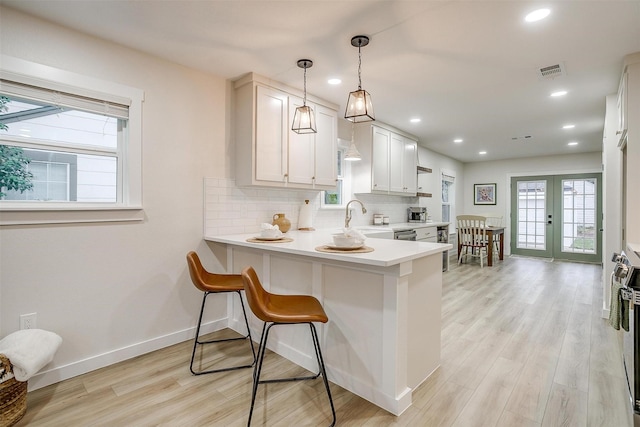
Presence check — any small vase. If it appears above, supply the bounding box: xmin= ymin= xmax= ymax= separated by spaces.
xmin=272 ymin=213 xmax=291 ymax=233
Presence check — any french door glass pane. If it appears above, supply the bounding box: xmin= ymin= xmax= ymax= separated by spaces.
xmin=517 ymin=180 xmax=546 ymax=250
xmin=561 ymin=178 xmax=596 ymax=254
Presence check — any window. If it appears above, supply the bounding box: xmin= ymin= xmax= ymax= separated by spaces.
xmin=0 ymin=55 xmax=143 ymax=224
xmin=441 ymin=171 xmax=455 ymax=222
xmin=321 ymin=139 xmax=349 ymax=208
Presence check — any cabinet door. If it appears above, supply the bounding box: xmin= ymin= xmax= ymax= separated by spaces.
xmin=314 ymin=104 xmax=338 ymax=187
xmin=255 ymin=86 xmax=288 ymax=183
xmin=390 ymin=134 xmax=417 ymax=194
xmin=389 ymin=133 xmax=405 ymax=193
xmin=416 ymin=226 xmax=437 ymax=241
xmin=287 ymin=96 xmax=315 ymax=185
xmin=402 ymin=138 xmax=417 ymax=194
xmin=371 ymin=126 xmax=390 ymax=192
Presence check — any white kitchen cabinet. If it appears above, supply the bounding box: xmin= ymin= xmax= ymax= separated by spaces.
xmin=234 ymin=73 xmax=338 ymax=190
xmin=352 ymin=123 xmax=418 ymax=196
xmin=392 ymin=133 xmax=417 ymax=194
xmin=312 ymin=103 xmax=338 ymax=187
xmin=416 ymin=226 xmax=437 ymax=242
xmin=372 ymin=126 xmax=391 ymax=192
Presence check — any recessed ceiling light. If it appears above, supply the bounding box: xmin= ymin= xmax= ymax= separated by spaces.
xmin=563 ymin=124 xmax=575 ymax=129
xmin=479 ymin=151 xmax=487 ymax=155
xmin=453 ymin=139 xmax=463 ymax=143
xmin=525 ymin=8 xmax=550 ymax=22
xmin=568 ymin=141 xmax=579 ymax=146
xmin=410 ymin=118 xmax=421 ymax=123
xmin=327 ymin=78 xmax=341 ymax=85
xmin=551 ymin=90 xmax=568 ymax=97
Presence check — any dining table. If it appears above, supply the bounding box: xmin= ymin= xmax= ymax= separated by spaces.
xmin=486 ymin=226 xmax=505 ymax=266
xmin=457 ymin=226 xmax=505 ymax=266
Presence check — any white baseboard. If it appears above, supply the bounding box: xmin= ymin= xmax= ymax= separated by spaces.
xmin=27 ymin=318 xmax=227 ymax=391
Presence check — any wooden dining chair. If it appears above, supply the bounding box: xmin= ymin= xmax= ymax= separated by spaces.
xmin=456 ymin=215 xmax=489 ymax=267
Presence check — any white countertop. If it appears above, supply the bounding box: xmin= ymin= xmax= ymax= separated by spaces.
xmin=205 ymin=229 xmax=452 ymax=267
xmin=388 ymin=221 xmax=449 ymax=231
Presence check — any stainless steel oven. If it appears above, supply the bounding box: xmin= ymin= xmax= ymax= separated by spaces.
xmin=612 ymin=249 xmax=640 ymax=426
xmin=394 ymin=229 xmax=417 ymax=241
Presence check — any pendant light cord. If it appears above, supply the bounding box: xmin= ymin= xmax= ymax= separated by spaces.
xmin=357 ymin=42 xmax=363 ymax=90
xmin=303 ymin=65 xmax=308 ymax=106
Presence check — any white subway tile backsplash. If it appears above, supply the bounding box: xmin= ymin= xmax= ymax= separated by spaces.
xmin=203 ymin=178 xmax=419 ymax=236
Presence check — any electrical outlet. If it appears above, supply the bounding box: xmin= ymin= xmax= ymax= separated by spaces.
xmin=20 ymin=313 xmax=37 ymax=330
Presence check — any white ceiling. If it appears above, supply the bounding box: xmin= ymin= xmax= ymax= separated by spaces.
xmin=3 ymin=0 xmax=640 ymax=163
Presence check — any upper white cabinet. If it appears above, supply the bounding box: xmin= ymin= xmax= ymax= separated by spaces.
xmin=234 ymin=73 xmax=338 ymax=189
xmin=351 ymin=123 xmax=418 ymax=196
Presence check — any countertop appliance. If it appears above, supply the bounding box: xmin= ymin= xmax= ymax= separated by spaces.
xmin=612 ymin=248 xmax=640 ymax=427
xmin=408 ymin=207 xmax=427 ymax=223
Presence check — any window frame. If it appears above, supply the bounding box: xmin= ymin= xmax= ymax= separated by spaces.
xmin=0 ymin=55 xmax=144 ymax=225
xmin=441 ymin=169 xmax=456 ymax=223
xmin=321 ymin=138 xmax=350 ymax=210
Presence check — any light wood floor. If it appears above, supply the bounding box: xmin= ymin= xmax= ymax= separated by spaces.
xmin=16 ymin=257 xmax=632 ymax=426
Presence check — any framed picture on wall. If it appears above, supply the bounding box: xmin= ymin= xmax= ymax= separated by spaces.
xmin=474 ymin=183 xmax=496 ymax=205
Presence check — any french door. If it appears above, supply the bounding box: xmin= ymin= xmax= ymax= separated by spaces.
xmin=510 ymin=173 xmax=602 ymax=263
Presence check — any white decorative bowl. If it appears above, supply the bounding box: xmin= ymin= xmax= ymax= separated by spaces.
xmin=332 ymin=234 xmax=362 ymax=247
xmin=260 ymin=229 xmax=281 ymax=238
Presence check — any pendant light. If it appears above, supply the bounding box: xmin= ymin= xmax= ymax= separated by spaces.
xmin=345 ymin=35 xmax=375 ymax=122
xmin=344 ymin=122 xmax=361 ymax=161
xmin=291 ymin=59 xmax=317 ymax=134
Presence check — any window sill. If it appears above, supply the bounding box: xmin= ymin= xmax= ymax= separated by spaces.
xmin=320 ymin=204 xmax=346 ymax=210
xmin=0 ymin=204 xmax=144 ymax=226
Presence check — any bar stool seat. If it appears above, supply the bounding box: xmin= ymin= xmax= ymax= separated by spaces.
xmin=241 ymin=266 xmax=336 ymax=427
xmin=186 ymin=251 xmax=256 ymax=375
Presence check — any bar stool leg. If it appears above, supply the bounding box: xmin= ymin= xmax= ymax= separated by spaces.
xmin=310 ymin=323 xmax=336 ymax=427
xmin=247 ymin=322 xmax=335 ymax=427
xmin=190 ymin=290 xmax=256 ymax=375
xmin=248 ymin=323 xmax=271 ymax=426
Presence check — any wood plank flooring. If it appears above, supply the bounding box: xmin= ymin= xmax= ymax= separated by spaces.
xmin=15 ymin=257 xmax=632 ymax=426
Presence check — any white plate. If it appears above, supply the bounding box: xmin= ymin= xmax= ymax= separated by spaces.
xmin=325 ymin=243 xmax=364 ymax=250
xmin=255 ymin=236 xmax=284 ymax=241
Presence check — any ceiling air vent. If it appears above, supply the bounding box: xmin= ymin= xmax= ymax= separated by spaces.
xmin=537 ymin=62 xmax=566 ymax=80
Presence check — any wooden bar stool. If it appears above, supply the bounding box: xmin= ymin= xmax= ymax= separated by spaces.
xmin=186 ymin=251 xmax=256 ymax=375
xmin=241 ymin=266 xmax=336 ymax=427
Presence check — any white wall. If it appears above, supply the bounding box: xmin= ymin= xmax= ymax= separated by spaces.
xmin=416 ymin=147 xmax=464 ymax=223
xmin=626 ymin=56 xmax=640 ymax=245
xmin=463 ymin=152 xmax=602 ymax=255
xmin=0 ymin=7 xmax=232 ymax=389
xmin=603 ymin=94 xmax=623 ymax=317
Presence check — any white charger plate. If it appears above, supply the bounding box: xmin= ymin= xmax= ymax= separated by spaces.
xmin=325 ymin=243 xmax=364 ymax=250
xmin=255 ymin=236 xmax=285 ymax=241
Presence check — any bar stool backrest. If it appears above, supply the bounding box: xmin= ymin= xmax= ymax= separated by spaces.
xmin=241 ymin=266 xmax=271 ymax=322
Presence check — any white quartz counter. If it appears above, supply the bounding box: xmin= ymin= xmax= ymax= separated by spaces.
xmin=204 ymin=229 xmax=451 ymax=267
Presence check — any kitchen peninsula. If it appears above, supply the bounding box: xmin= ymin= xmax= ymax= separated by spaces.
xmin=205 ymin=229 xmax=451 ymax=415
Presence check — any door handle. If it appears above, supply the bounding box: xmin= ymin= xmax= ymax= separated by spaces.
xmin=547 ymin=221 xmax=552 ymax=224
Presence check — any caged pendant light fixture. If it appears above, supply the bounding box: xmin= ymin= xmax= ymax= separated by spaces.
xmin=291 ymin=59 xmax=317 ymax=134
xmin=345 ymin=35 xmax=375 ymax=122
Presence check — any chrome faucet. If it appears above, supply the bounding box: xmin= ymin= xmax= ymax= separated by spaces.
xmin=344 ymin=199 xmax=367 ymax=228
